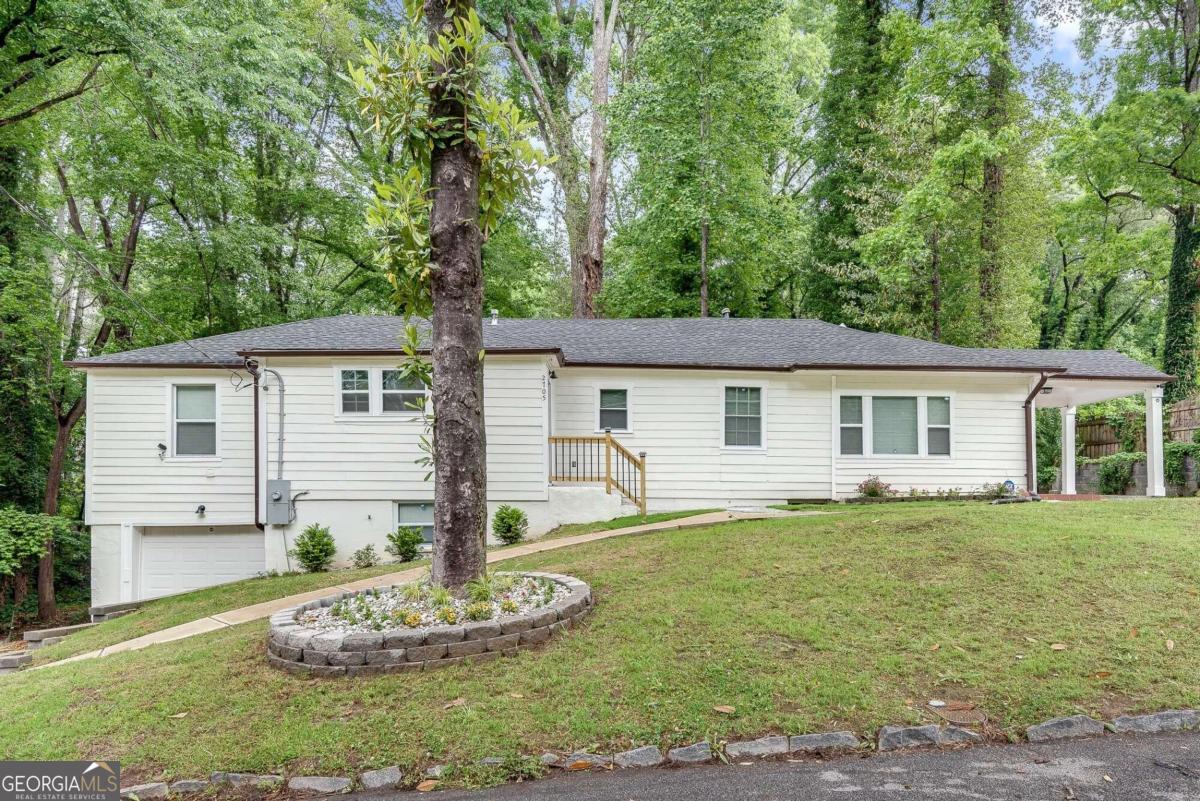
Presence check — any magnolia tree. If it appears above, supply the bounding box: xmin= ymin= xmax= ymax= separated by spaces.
xmin=352 ymin=0 xmax=543 ymax=590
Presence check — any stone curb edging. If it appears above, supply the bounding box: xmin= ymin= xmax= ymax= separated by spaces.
xmin=266 ymin=572 xmax=592 ymax=676
xmin=117 ymin=709 xmax=1200 ymax=797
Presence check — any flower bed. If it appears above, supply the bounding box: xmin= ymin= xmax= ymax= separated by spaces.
xmin=298 ymin=573 xmax=569 ymax=634
xmin=266 ymin=572 xmax=592 ymax=677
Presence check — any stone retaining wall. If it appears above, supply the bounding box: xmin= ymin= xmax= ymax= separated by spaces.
xmin=266 ymin=572 xmax=591 ymax=676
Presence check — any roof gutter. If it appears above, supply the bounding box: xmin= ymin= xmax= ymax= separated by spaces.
xmin=1023 ymin=372 xmax=1054 ymax=496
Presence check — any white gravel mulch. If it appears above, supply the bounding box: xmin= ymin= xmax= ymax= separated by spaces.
xmin=295 ymin=573 xmax=567 ymax=634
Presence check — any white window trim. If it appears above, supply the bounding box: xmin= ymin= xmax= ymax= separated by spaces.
xmin=594 ymin=384 xmax=633 ymax=433
xmin=166 ymin=380 xmax=221 ymax=461
xmin=835 ymin=390 xmax=954 ymax=459
xmin=380 ymin=368 xmax=429 ymax=419
xmin=394 ymin=500 xmax=435 ymax=547
xmin=720 ymin=382 xmax=767 ymax=451
xmin=335 ymin=366 xmax=372 ymax=417
xmin=331 ymin=366 xmax=430 ymax=421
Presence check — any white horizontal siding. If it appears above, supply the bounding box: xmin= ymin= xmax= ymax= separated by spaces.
xmin=552 ymin=368 xmax=832 ymax=503
xmin=552 ymin=368 xmax=1032 ymax=504
xmin=834 ymin=373 xmax=1029 ymax=496
xmin=85 ymin=370 xmax=256 ymax=525
xmin=261 ymin=356 xmax=549 ymax=505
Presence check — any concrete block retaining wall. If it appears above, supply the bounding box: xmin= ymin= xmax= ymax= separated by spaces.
xmin=266 ymin=572 xmax=591 ymax=676
xmin=1075 ymin=455 xmax=1197 ymax=496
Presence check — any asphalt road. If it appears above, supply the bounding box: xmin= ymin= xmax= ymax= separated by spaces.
xmin=348 ymin=731 xmax=1200 ymax=801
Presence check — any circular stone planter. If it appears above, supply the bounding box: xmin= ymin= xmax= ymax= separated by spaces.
xmin=266 ymin=572 xmax=592 ymax=676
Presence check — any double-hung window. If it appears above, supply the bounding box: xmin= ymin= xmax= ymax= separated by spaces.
xmin=839 ymin=396 xmax=864 ymax=455
xmin=597 ymin=388 xmax=629 ymax=431
xmin=724 ymin=386 xmax=763 ymax=448
xmin=174 ymin=384 xmax=217 ymax=456
xmin=838 ymin=394 xmax=952 ymax=457
xmin=382 ymin=369 xmax=427 ymax=414
xmin=339 ymin=369 xmax=370 ymax=414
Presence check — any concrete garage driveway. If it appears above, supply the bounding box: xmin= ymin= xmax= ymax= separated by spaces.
xmin=348 ymin=732 xmax=1200 ymax=801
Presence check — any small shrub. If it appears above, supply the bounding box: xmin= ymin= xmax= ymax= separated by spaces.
xmin=1164 ymin=442 xmax=1200 ymax=487
xmin=465 ymin=573 xmax=497 ymax=604
xmin=289 ymin=524 xmax=337 ymax=572
xmin=1084 ymin=452 xmax=1144 ymax=495
xmin=402 ymin=610 xmax=422 ymax=627
xmin=386 ymin=526 xmax=424 ymax=563
xmin=429 ymin=586 xmax=453 ymax=607
xmin=1037 ymin=466 xmax=1059 ymax=494
xmin=856 ymin=475 xmax=895 ymax=498
xmin=492 ymin=505 xmax=528 ymax=545
xmin=979 ymin=481 xmax=1010 ymax=500
xmin=436 ymin=605 xmax=458 ymax=625
xmin=401 ymin=582 xmax=426 ymax=603
xmin=464 ymin=601 xmax=493 ymax=621
xmin=352 ymin=544 xmax=379 ymax=569
xmin=499 ymin=598 xmax=518 ymax=614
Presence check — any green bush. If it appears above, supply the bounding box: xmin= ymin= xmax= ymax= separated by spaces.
xmin=0 ymin=508 xmax=70 ymax=579
xmin=1164 ymin=442 xmax=1200 ymax=487
xmin=1037 ymin=466 xmax=1059 ymax=494
xmin=492 ymin=505 xmax=528 ymax=545
xmin=385 ymin=526 xmax=424 ymax=563
xmin=289 ymin=524 xmax=337 ymax=572
xmin=1082 ymin=452 xmax=1145 ymax=495
xmin=352 ymin=544 xmax=379 ymax=569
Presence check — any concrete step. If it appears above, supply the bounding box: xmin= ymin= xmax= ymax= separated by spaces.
xmin=0 ymin=651 xmax=31 ymax=675
xmin=23 ymin=621 xmax=97 ymax=647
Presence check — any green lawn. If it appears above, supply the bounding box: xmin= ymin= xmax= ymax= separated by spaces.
xmin=4 ymin=500 xmax=1199 ymax=789
xmin=539 ymin=507 xmax=722 ymax=538
xmin=30 ymin=510 xmax=718 ymax=666
xmin=30 ymin=562 xmax=425 ymax=665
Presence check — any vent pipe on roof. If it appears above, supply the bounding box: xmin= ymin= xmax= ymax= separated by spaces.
xmin=490 ymin=309 xmax=499 ymax=325
xmin=721 ymin=308 xmax=730 ymax=319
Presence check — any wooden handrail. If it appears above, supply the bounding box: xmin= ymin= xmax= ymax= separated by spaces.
xmin=549 ymin=430 xmax=646 ymax=515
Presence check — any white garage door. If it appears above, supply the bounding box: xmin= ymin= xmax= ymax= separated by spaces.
xmin=139 ymin=526 xmax=266 ymax=600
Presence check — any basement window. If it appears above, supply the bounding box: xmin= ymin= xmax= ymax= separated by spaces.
xmin=396 ymin=502 xmax=435 ymax=545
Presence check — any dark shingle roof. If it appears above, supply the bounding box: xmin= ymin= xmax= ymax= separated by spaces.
xmin=66 ymin=315 xmax=1171 ymax=381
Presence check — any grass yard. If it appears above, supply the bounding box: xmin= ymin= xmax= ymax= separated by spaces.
xmin=29 ymin=562 xmax=426 ymax=665
xmin=3 ymin=499 xmax=1199 ymax=788
xmin=27 ymin=509 xmax=716 ymax=665
xmin=539 ymin=507 xmax=722 ymax=538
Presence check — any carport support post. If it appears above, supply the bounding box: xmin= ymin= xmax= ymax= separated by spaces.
xmin=1060 ymin=406 xmax=1076 ymax=495
xmin=1145 ymin=386 xmax=1166 ymax=497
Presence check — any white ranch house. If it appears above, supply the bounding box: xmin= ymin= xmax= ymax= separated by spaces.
xmin=70 ymin=315 xmax=1171 ymax=607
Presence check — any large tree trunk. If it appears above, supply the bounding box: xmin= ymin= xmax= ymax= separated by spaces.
xmin=978 ymin=0 xmax=1011 ymax=343
xmin=1164 ymin=204 xmax=1199 ymax=403
xmin=37 ymin=398 xmax=83 ymax=620
xmin=578 ymin=0 xmax=619 ymax=320
xmin=426 ymin=0 xmax=488 ymax=591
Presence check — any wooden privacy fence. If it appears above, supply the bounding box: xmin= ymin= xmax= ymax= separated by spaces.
xmin=1076 ymin=396 xmax=1199 ymax=457
xmin=1170 ymin=398 xmax=1200 ymax=444
xmin=1077 ymin=418 xmax=1144 ymax=458
xmin=548 ymin=431 xmax=647 ymax=515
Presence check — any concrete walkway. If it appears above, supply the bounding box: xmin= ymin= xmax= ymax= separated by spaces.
xmin=35 ymin=508 xmax=819 ymax=671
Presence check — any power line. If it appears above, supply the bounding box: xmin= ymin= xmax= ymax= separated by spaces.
xmin=0 ymin=183 xmax=250 ymax=384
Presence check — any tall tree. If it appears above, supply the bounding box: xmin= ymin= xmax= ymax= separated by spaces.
xmin=354 ymin=0 xmax=541 ymax=588
xmin=802 ymin=0 xmax=892 ymax=324
xmin=605 ymin=0 xmax=803 ymax=318
xmin=480 ymin=0 xmax=623 ymax=318
xmin=977 ymin=0 xmax=1015 ymax=341
xmin=1078 ymin=0 xmax=1200 ymax=402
